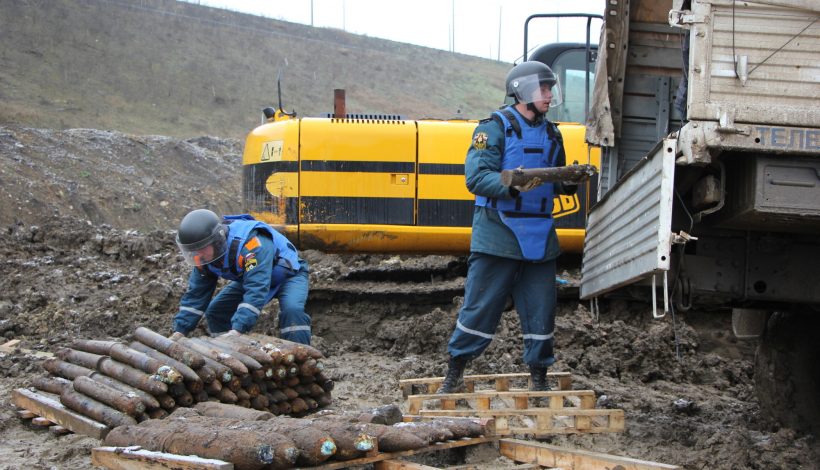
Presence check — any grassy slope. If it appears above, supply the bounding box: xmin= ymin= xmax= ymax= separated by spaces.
xmin=0 ymin=0 xmax=510 ymax=139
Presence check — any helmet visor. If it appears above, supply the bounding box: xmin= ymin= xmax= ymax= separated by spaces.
xmin=176 ymin=226 xmax=228 ymax=267
xmin=510 ymin=73 xmax=563 ymax=108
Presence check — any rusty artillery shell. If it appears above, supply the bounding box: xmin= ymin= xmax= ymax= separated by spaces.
xmin=237 ymin=398 xmax=252 ymax=408
xmin=235 ymin=388 xmax=251 ymax=402
xmin=193 ymin=402 xmax=273 ymax=420
xmin=271 ymin=365 xmax=288 ymax=381
xmin=173 ymin=340 xmax=233 ymax=383
xmin=97 ymin=357 xmax=168 ymax=396
xmin=128 ymin=340 xmax=201 ymax=384
xmin=316 ymin=392 xmax=332 ymax=408
xmin=227 ymin=376 xmax=243 ymax=393
xmin=155 ymin=393 xmax=176 ymax=410
xmin=31 ymin=376 xmax=71 ymax=395
xmin=284 ymin=376 xmax=301 ymax=388
xmin=109 ymin=343 xmax=182 ymax=385
xmin=268 ymin=389 xmax=288 ymax=403
xmin=218 ymin=387 xmax=238 ymax=403
xmin=200 ymin=336 xmax=264 ymax=371
xmin=431 ymin=417 xmax=487 ymax=438
xmin=392 ymin=420 xmax=454 ymax=443
xmin=42 ymin=358 xmax=94 ymax=380
xmin=303 ymin=397 xmax=319 ymax=410
xmin=88 ymin=371 xmax=161 ymax=410
xmin=299 ymin=358 xmax=324 ymax=376
xmin=195 ymin=390 xmax=210 ymax=403
xmin=251 ymin=368 xmax=269 ymax=381
xmin=190 ymin=413 xmax=338 ymax=466
xmin=290 ymin=397 xmax=309 ymax=414
xmin=184 ymin=379 xmax=203 ymax=395
xmin=306 ymin=382 xmax=326 ymax=398
xmin=69 ymin=339 xmax=119 ymax=356
xmin=312 ymin=418 xmax=426 ymax=452
xmin=167 ymin=382 xmax=187 ymax=398
xmin=210 ymin=337 xmax=275 ymax=365
xmin=282 ymin=387 xmax=299 ymax=400
xmin=204 ymin=378 xmax=223 ymax=394
xmin=302 ymin=419 xmax=376 ymax=460
xmin=194 ymin=364 xmax=217 ymax=383
xmin=174 ymin=390 xmax=194 ymax=407
xmin=55 ymin=348 xmax=105 ymax=370
xmin=134 ymin=326 xmax=205 ymax=369
xmin=250 ymin=394 xmax=269 ymax=411
xmin=181 ymin=337 xmax=249 ymax=376
xmin=111 ymin=419 xmax=300 ymax=470
xmin=245 ymin=333 xmax=325 ymax=360
xmin=60 ymin=387 xmax=137 ymax=428
xmin=246 ymin=382 xmax=261 ymax=398
xmin=276 ymin=401 xmax=292 ymax=415
xmin=147 ymin=408 xmax=169 ymax=419
xmin=73 ymin=375 xmax=145 ymax=417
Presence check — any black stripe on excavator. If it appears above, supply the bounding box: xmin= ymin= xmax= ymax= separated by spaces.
xmin=242 ymin=163 xmax=299 ymax=223
xmin=301 ymin=161 xmax=416 ymax=173
xmin=300 ymin=197 xmax=414 ymax=225
xmin=418 ymin=199 xmax=473 ymax=227
xmin=419 ymin=163 xmax=465 ymax=175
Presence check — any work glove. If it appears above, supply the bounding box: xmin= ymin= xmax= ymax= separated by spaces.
xmin=513 ymin=177 xmax=543 ymax=193
xmin=218 ymin=329 xmax=241 ymax=339
xmin=168 ymin=331 xmax=184 ymax=341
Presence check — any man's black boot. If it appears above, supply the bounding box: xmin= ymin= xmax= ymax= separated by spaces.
xmin=529 ymin=365 xmax=551 ymax=391
xmin=437 ymin=356 xmax=469 ymax=394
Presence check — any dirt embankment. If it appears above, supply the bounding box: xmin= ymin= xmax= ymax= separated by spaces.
xmin=0 ymin=125 xmax=817 ymax=469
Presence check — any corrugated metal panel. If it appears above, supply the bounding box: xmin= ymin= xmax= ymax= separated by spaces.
xmin=688 ymin=0 xmax=820 ymax=127
xmin=580 ymin=140 xmax=676 ymax=299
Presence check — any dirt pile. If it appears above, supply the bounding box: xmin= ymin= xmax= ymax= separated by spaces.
xmin=0 ymin=126 xmax=817 ymax=469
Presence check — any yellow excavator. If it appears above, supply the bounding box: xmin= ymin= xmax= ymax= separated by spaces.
xmin=241 ymin=14 xmax=602 ymax=254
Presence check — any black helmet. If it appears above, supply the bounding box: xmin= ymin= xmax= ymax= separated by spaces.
xmin=176 ymin=209 xmax=228 ymax=266
xmin=505 ymin=61 xmax=562 ymax=106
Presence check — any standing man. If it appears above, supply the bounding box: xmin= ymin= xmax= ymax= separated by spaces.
xmin=170 ymin=209 xmax=311 ymax=345
xmin=439 ymin=61 xmax=585 ymax=393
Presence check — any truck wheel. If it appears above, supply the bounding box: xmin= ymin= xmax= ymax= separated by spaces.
xmin=754 ymin=311 xmax=820 ymax=435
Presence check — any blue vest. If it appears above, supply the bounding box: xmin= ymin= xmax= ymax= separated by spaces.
xmin=476 ymin=108 xmax=561 ymax=260
xmin=205 ymin=215 xmax=300 ymax=298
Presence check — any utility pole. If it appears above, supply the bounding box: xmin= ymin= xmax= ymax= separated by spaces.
xmin=451 ymin=0 xmax=455 ymax=53
xmin=497 ymin=5 xmax=502 ymax=61
xmin=310 ymin=0 xmax=314 ymax=27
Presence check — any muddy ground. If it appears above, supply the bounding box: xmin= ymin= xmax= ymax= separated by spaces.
xmin=0 ymin=125 xmax=817 ymax=469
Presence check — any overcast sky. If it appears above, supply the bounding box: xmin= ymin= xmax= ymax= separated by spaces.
xmin=182 ymin=0 xmax=605 ymax=63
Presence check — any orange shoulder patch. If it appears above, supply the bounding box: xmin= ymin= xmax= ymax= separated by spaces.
xmin=244 ymin=236 xmax=261 ymax=251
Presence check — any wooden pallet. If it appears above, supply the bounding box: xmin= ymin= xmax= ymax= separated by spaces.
xmin=405 ymin=389 xmax=622 ymax=436
xmin=12 ymin=388 xmax=110 ymax=439
xmin=399 ymin=372 xmax=572 ymax=397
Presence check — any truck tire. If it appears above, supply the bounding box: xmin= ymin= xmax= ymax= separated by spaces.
xmin=754 ymin=311 xmax=820 ymax=435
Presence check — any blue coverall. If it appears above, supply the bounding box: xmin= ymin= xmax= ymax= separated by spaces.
xmin=172 ymin=222 xmax=312 ymax=345
xmin=447 ymin=105 xmax=575 ymax=368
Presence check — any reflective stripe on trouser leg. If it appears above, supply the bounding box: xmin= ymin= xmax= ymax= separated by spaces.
xmin=513 ymin=258 xmax=557 ymax=367
xmin=447 ymin=253 xmax=521 ymax=359
xmin=277 ymin=260 xmax=311 ymax=345
xmin=204 ymin=281 xmax=245 ymax=334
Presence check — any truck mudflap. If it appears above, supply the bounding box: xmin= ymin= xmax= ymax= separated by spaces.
xmin=580 ymin=138 xmax=676 ymax=300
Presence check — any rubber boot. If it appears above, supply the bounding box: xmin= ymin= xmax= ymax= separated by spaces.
xmin=437 ymin=356 xmax=469 ymax=394
xmin=529 ymin=365 xmax=550 ymax=391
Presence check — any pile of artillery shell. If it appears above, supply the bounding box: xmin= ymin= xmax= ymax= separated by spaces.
xmin=30 ymin=327 xmax=334 ymax=427
xmin=103 ymin=402 xmax=490 ymax=469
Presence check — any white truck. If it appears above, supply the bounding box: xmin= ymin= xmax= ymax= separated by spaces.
xmin=580 ymin=0 xmax=819 ymax=433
